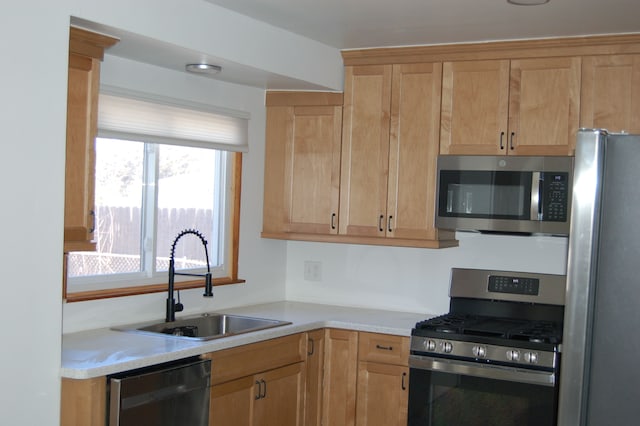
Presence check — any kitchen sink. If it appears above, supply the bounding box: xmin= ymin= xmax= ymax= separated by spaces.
xmin=113 ymin=313 xmax=292 ymax=341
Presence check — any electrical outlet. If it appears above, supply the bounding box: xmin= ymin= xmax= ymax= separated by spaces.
xmin=304 ymin=261 xmax=322 ymax=282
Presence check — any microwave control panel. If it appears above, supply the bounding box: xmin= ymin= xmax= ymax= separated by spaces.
xmin=541 ymin=173 xmax=569 ymax=222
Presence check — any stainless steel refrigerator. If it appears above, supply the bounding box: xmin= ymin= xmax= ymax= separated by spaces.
xmin=558 ymin=129 xmax=640 ymax=425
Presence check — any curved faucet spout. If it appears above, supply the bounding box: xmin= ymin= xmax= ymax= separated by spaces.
xmin=166 ymin=229 xmax=214 ymax=322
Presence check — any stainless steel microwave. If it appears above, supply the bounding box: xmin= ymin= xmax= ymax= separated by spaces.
xmin=436 ymin=155 xmax=574 ymax=235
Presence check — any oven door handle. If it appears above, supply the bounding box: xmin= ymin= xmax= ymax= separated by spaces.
xmin=409 ymin=354 xmax=556 ymax=387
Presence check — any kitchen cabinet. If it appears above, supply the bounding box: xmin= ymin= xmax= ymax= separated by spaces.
xmin=305 ymin=329 xmax=325 ymax=426
xmin=204 ymin=333 xmax=306 ymax=426
xmin=581 ymin=54 xmax=640 ymax=133
xmin=339 ymin=63 xmax=456 ymax=243
xmin=355 ymin=332 xmax=410 ymax=426
xmin=60 ymin=376 xmax=106 ymax=426
xmin=262 ymin=92 xmax=343 ymax=236
xmin=440 ymin=57 xmax=581 ymax=156
xmin=64 ymin=27 xmax=118 ymax=252
xmin=321 ymin=328 xmax=359 ymax=426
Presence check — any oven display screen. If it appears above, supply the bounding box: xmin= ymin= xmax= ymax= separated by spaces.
xmin=488 ymin=275 xmax=540 ymax=295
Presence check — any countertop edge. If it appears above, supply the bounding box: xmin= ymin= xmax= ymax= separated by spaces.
xmin=62 ymin=302 xmax=431 ymax=379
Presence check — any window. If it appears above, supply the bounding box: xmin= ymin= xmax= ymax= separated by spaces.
xmin=65 ymin=89 xmax=247 ymax=300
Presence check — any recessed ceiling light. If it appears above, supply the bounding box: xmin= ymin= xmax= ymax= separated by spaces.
xmin=185 ymin=63 xmax=222 ymax=75
xmin=507 ymin=0 xmax=549 ymax=5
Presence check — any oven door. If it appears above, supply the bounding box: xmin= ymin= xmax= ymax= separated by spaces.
xmin=408 ymin=354 xmax=558 ymax=426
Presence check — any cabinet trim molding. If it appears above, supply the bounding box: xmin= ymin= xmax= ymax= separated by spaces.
xmin=342 ymin=33 xmax=640 ymax=66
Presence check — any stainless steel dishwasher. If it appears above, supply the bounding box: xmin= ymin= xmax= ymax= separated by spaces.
xmin=108 ymin=357 xmax=211 ymax=426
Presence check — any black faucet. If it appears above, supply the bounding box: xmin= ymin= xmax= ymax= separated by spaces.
xmin=166 ymin=229 xmax=214 ymax=322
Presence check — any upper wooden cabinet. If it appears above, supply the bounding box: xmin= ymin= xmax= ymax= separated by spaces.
xmin=64 ymin=27 xmax=117 ymax=252
xmin=440 ymin=57 xmax=581 ymax=156
xmin=581 ymin=54 xmax=640 ymax=133
xmin=262 ymin=88 xmax=456 ymax=248
xmin=339 ymin=63 xmax=455 ymax=243
xmin=262 ymin=92 xmax=343 ymax=236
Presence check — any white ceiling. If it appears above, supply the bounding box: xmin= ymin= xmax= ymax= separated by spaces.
xmin=90 ymin=0 xmax=640 ymax=91
xmin=203 ymin=0 xmax=640 ymax=49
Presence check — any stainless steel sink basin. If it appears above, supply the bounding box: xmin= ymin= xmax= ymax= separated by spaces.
xmin=113 ymin=313 xmax=291 ymax=341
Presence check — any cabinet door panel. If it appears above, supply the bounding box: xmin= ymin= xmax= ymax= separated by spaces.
xmin=387 ymin=63 xmax=442 ymax=240
xmin=64 ymin=52 xmax=99 ymax=251
xmin=287 ymin=106 xmax=342 ymax=234
xmin=355 ymin=362 xmax=409 ymax=426
xmin=254 ymin=363 xmax=305 ymax=426
xmin=305 ymin=330 xmax=325 ymax=426
xmin=509 ymin=57 xmax=581 ymax=156
xmin=322 ymin=329 xmax=359 ymax=426
xmin=340 ymin=65 xmax=392 ymax=237
xmin=581 ymin=54 xmax=640 ymax=134
xmin=209 ymin=376 xmax=254 ymax=426
xmin=440 ymin=60 xmax=510 ymax=155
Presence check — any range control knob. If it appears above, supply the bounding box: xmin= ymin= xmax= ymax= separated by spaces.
xmin=425 ymin=340 xmax=437 ymax=351
xmin=472 ymin=345 xmax=487 ymax=358
xmin=506 ymin=349 xmax=520 ymax=362
xmin=524 ymin=352 xmax=539 ymax=364
xmin=442 ymin=341 xmax=453 ymax=353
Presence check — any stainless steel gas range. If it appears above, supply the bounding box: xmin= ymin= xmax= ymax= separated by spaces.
xmin=408 ymin=268 xmax=566 ymax=426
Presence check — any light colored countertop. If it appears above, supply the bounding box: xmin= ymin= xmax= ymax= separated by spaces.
xmin=62 ymin=301 xmax=432 ymax=379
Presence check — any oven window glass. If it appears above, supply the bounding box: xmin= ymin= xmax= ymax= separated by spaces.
xmin=408 ymin=368 xmax=556 ymax=426
xmin=439 ymin=171 xmax=531 ymax=219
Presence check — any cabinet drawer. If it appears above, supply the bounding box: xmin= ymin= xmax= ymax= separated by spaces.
xmin=358 ymin=332 xmax=409 ymax=366
xmin=204 ymin=333 xmax=306 ymax=385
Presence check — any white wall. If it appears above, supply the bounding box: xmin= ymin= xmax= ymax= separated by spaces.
xmin=0 ymin=0 xmax=339 ymax=424
xmin=286 ymin=232 xmax=568 ymax=316
xmin=62 ymin=55 xmax=290 ymax=333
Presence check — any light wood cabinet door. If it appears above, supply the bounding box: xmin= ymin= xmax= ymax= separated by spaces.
xmin=210 ymin=363 xmax=304 ymax=426
xmin=387 ymin=63 xmax=451 ymax=241
xmin=254 ymin=362 xmax=305 ymax=426
xmin=440 ymin=57 xmax=580 ymax=156
xmin=581 ymin=54 xmax=640 ymax=134
xmin=355 ymin=362 xmax=409 ymax=426
xmin=508 ymin=57 xmax=581 ymax=156
xmin=322 ymin=329 xmax=359 ymax=426
xmin=64 ymin=28 xmax=117 ymax=252
xmin=340 ymin=65 xmax=392 ymax=237
xmin=440 ymin=60 xmax=510 ymax=155
xmin=263 ymin=92 xmax=343 ymax=236
xmin=305 ymin=329 xmax=325 ymax=426
xmin=210 ymin=376 xmax=254 ymax=426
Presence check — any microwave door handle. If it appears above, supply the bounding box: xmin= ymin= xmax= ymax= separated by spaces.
xmin=531 ymin=172 xmax=541 ymax=221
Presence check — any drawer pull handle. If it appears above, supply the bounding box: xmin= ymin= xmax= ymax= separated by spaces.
xmin=402 ymin=372 xmax=407 ymax=390
xmin=331 ymin=213 xmax=336 ymax=230
xmin=378 ymin=215 xmax=384 ymax=232
xmin=376 ymin=344 xmax=393 ymax=351
xmin=510 ymin=132 xmax=515 ymax=150
xmin=499 ymin=131 xmax=505 ymax=150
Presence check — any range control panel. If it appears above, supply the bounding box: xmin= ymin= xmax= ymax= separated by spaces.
xmin=488 ymin=275 xmax=540 ymax=296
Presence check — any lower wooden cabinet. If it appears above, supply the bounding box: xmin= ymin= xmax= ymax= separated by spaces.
xmin=355 ymin=362 xmax=409 ymax=426
xmin=210 ymin=362 xmax=305 ymax=426
xmin=321 ymin=328 xmax=359 ymax=426
xmin=60 ymin=376 xmax=106 ymax=426
xmin=305 ymin=329 xmax=326 ymax=426
xmin=355 ymin=332 xmax=410 ymax=426
xmin=204 ymin=333 xmax=307 ymax=426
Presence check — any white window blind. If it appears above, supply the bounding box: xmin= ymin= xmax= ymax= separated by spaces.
xmin=98 ymin=90 xmax=249 ymax=152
